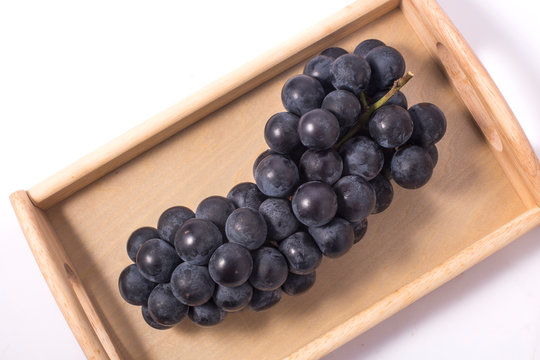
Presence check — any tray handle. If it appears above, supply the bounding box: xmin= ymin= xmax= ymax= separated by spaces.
xmin=402 ymin=0 xmax=540 ymax=208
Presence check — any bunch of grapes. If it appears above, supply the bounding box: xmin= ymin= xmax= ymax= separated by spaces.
xmin=118 ymin=39 xmax=447 ymax=330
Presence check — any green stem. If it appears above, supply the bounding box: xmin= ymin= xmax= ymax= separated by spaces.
xmin=359 ymin=91 xmax=368 ymax=109
xmin=334 ymin=71 xmax=414 ymax=149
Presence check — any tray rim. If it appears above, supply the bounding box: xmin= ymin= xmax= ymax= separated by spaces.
xmin=10 ymin=0 xmax=540 ymax=359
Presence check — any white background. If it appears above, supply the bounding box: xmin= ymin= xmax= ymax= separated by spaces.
xmin=1 ymin=1 xmax=539 ymax=359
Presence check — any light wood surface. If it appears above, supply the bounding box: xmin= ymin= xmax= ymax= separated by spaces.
xmin=27 ymin=0 xmax=399 ymax=210
xmin=10 ymin=1 xmax=540 ymax=359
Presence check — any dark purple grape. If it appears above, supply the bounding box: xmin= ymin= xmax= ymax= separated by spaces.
xmin=308 ymin=217 xmax=354 ymax=258
xmin=254 ymin=154 xmax=299 ymax=198
xmin=371 ymin=90 xmax=408 ymax=109
xmin=369 ymin=174 xmax=394 ymax=214
xmin=127 ymin=227 xmax=159 ymax=262
xmin=365 ymin=46 xmax=405 ymax=91
xmin=249 ymin=247 xmax=289 ymax=291
xmin=391 ymin=145 xmax=434 ymax=189
xmin=291 ymin=181 xmax=338 ymax=227
xmin=225 ymin=208 xmax=267 ymax=250
xmin=195 ymin=195 xmax=236 ymax=232
xmin=339 ymin=136 xmax=384 ymax=181
xmin=330 ymin=54 xmax=371 ymax=95
xmin=174 ymin=218 xmax=223 ymax=265
xmin=333 ymin=175 xmax=376 ymax=222
xmin=258 ymin=198 xmax=299 ymax=241
xmin=189 ymin=300 xmax=227 ymax=327
xmin=352 ymin=218 xmax=368 ymax=244
xmin=227 ymin=182 xmax=266 ymax=210
xmin=213 ymin=282 xmax=253 ymax=312
xmin=297 ymin=109 xmax=340 ymax=150
xmin=369 ymin=105 xmax=413 ymax=148
xmin=136 ymin=238 xmax=181 ymax=283
xmin=118 ymin=264 xmax=156 ymax=306
xmin=321 ymin=47 xmax=348 ymax=59
xmin=249 ymin=289 xmax=282 ymax=312
xmin=281 ymin=74 xmax=325 ymax=116
xmin=303 ymin=55 xmax=334 ymax=92
xmin=279 ymin=232 xmax=322 ymax=274
xmin=282 ymin=272 xmax=316 ymax=296
xmin=264 ymin=112 xmax=300 ymax=154
xmin=253 ymin=149 xmax=276 ymax=177
xmin=425 ymin=144 xmax=438 ymax=166
xmin=208 ymin=243 xmax=253 ymax=287
xmin=142 ymin=305 xmax=172 ymax=330
xmin=147 ymin=283 xmax=188 ymax=326
xmin=157 ymin=206 xmax=195 ymax=243
xmin=408 ymin=103 xmax=447 ymax=146
xmin=321 ymin=89 xmax=362 ymax=128
xmin=299 ymin=148 xmax=343 ymax=185
xmin=170 ymin=263 xmax=215 ymax=306
xmin=354 ymin=39 xmax=385 ymax=58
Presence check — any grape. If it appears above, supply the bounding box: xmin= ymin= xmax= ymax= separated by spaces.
xmin=368 ymin=105 xmax=413 ymax=148
xmin=264 ymin=112 xmax=300 ymax=154
xmin=227 ymin=182 xmax=266 ymax=210
xmin=127 ymin=227 xmax=160 ymax=262
xmin=281 ymin=74 xmax=325 ymax=116
xmin=258 ymin=198 xmax=299 ymax=241
xmin=352 ymin=218 xmax=368 ymax=244
xmin=369 ymin=174 xmax=394 ymax=214
xmin=354 ymin=39 xmax=385 ymax=58
xmin=208 ymin=243 xmax=253 ymax=287
xmin=249 ymin=247 xmax=289 ymax=291
xmin=391 ymin=145 xmax=434 ymax=189
xmin=147 ymin=283 xmax=188 ymax=326
xmin=408 ymin=103 xmax=447 ymax=146
xmin=291 ymin=181 xmax=338 ymax=227
xmin=157 ymin=206 xmax=195 ymax=243
xmin=329 ymin=54 xmax=371 ymax=95
xmin=425 ymin=144 xmax=438 ymax=166
xmin=170 ymin=263 xmax=215 ymax=306
xmin=339 ymin=136 xmax=384 ymax=181
xmin=174 ymin=218 xmax=223 ymax=265
xmin=303 ymin=55 xmax=334 ymax=92
xmin=225 ymin=208 xmax=267 ymax=250
xmin=297 ymin=109 xmax=340 ymax=150
xmin=254 ymin=154 xmax=299 ymax=198
xmin=333 ymin=175 xmax=376 ymax=222
xmin=136 ymin=238 xmax=181 ymax=283
xmin=213 ymin=282 xmax=253 ymax=312
xmin=282 ymin=272 xmax=316 ymax=296
xmin=321 ymin=89 xmax=362 ymax=128
xmin=195 ymin=195 xmax=236 ymax=232
xmin=371 ymin=90 xmax=407 ymax=109
xmin=249 ymin=288 xmax=282 ymax=312
xmin=189 ymin=300 xmax=227 ymax=327
xmin=365 ymin=46 xmax=406 ymax=91
xmin=118 ymin=264 xmax=156 ymax=306
xmin=308 ymin=217 xmax=354 ymax=258
xmin=299 ymin=148 xmax=343 ymax=185
xmin=279 ymin=232 xmax=322 ymax=274
xmin=320 ymin=47 xmax=347 ymax=59
xmin=253 ymin=149 xmax=276 ymax=177
xmin=142 ymin=305 xmax=172 ymax=330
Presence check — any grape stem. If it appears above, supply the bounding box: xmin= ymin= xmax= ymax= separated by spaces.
xmin=334 ymin=71 xmax=414 ymax=149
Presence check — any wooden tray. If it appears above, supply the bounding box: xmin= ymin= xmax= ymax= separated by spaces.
xmin=10 ymin=0 xmax=540 ymax=359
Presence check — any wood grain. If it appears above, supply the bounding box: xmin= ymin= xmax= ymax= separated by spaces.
xmin=27 ymin=0 xmax=399 ymax=210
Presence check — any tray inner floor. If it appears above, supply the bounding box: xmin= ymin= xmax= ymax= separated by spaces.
xmin=46 ymin=8 xmax=526 ymax=360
